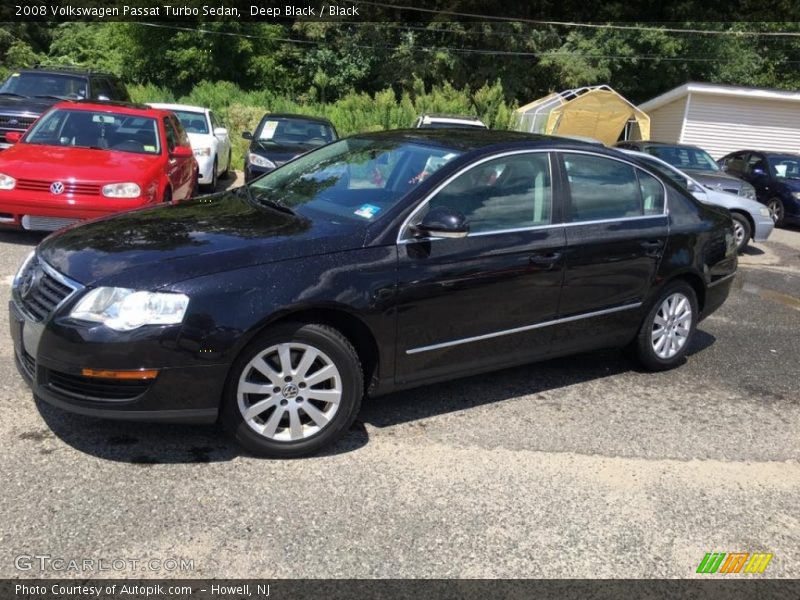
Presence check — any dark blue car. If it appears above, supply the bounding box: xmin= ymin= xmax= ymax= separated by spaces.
xmin=718 ymin=150 xmax=800 ymax=227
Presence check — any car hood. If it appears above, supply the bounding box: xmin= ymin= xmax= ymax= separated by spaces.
xmin=701 ymin=188 xmax=766 ymax=214
xmin=0 ymin=144 xmax=160 ymax=181
xmin=685 ymin=170 xmax=743 ymax=190
xmin=37 ymin=189 xmax=366 ymax=289
xmin=249 ymin=140 xmax=314 ymax=164
xmin=0 ymin=95 xmax=59 ymax=115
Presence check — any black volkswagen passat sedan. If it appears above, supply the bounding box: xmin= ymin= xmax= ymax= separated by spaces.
xmin=10 ymin=131 xmax=738 ymax=457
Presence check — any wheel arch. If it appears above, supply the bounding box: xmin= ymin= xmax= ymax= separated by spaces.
xmin=729 ymin=209 xmax=754 ymax=241
xmin=236 ymin=306 xmax=380 ymax=394
xmin=666 ymin=271 xmax=706 ymax=312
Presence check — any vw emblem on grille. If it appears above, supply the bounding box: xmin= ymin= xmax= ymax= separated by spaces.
xmin=50 ymin=181 xmax=65 ymax=195
xmin=19 ymin=267 xmax=42 ymax=300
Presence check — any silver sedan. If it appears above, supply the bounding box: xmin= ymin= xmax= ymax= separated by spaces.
xmin=621 ymin=149 xmax=774 ymax=253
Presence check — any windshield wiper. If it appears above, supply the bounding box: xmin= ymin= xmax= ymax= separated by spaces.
xmin=0 ymin=92 xmax=27 ymax=98
xmin=239 ymin=185 xmax=296 ymax=216
xmin=33 ymin=94 xmax=68 ymax=100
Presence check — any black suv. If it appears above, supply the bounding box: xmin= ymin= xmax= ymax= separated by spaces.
xmin=0 ymin=66 xmax=129 ymax=148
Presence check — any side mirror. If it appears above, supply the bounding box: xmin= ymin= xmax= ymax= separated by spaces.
xmin=170 ymin=145 xmax=193 ymax=159
xmin=96 ymin=95 xmax=110 ymax=102
xmin=413 ymin=206 xmax=469 ymax=239
xmin=751 ymin=167 xmax=766 ymax=177
xmin=213 ymin=127 xmax=228 ymax=137
xmin=242 ymin=131 xmax=253 ymax=140
xmin=5 ymin=131 xmax=22 ymax=144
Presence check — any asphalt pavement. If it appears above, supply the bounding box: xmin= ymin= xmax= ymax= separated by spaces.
xmin=1 ymin=188 xmax=798 ymax=579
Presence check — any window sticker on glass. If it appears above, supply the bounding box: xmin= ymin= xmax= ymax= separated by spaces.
xmin=259 ymin=121 xmax=279 ymax=140
xmin=143 ymin=145 xmax=156 ymax=153
xmin=354 ymin=204 xmax=381 ymax=219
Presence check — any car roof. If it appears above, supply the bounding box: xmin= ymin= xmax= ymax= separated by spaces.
xmin=51 ymin=99 xmax=166 ymax=117
xmin=620 ymin=140 xmax=706 ymax=150
xmin=14 ymin=67 xmax=114 ymax=78
xmin=725 ymin=149 xmax=800 ymax=157
xmin=147 ymin=102 xmax=208 ymax=114
xmin=260 ymin=113 xmax=334 ymax=125
xmin=349 ymin=128 xmax=616 ymax=153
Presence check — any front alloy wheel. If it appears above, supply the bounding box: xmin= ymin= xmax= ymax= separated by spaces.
xmin=223 ymin=323 xmax=363 ymax=458
xmin=631 ymin=281 xmax=698 ymax=371
xmin=767 ymin=198 xmax=785 ymax=226
xmin=730 ymin=213 xmax=751 ymax=253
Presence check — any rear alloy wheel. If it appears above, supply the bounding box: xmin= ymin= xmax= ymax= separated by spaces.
xmin=223 ymin=323 xmax=363 ymax=458
xmin=730 ymin=212 xmax=751 ymax=253
xmin=631 ymin=282 xmax=698 ymax=371
xmin=767 ymin=198 xmax=785 ymax=227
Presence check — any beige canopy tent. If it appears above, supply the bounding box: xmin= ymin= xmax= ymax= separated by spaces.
xmin=512 ymin=85 xmax=650 ymax=145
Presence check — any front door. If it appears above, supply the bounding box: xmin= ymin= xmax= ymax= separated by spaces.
xmin=395 ymin=151 xmax=566 ymax=385
xmin=552 ymin=151 xmax=669 ymax=354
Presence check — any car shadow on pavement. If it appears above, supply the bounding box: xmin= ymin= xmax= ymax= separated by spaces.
xmin=359 ymin=330 xmax=717 ymax=430
xmin=741 ymin=245 xmax=765 ymax=256
xmin=34 ymin=397 xmax=368 ymax=464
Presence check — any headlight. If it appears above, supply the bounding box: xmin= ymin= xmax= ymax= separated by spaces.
xmin=247 ymin=153 xmax=276 ymax=169
xmin=70 ymin=287 xmax=189 ymax=331
xmin=740 ymin=186 xmax=756 ymax=200
xmin=102 ymin=183 xmax=141 ymax=198
xmin=792 ymin=192 xmax=800 ymax=200
xmin=0 ymin=172 xmax=16 ymax=190
xmin=194 ymin=147 xmax=212 ymax=157
xmin=759 ymin=207 xmax=771 ymax=217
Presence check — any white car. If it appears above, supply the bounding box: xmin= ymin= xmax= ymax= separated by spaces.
xmin=621 ymin=149 xmax=774 ymax=253
xmin=148 ymin=103 xmax=232 ymax=191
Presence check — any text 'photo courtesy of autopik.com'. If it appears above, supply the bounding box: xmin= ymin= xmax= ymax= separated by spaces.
xmin=1 ymin=1 xmax=799 ymax=598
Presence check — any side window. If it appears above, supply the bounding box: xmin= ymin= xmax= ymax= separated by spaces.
xmin=637 ymin=170 xmax=666 ymax=215
xmin=426 ymin=154 xmax=552 ymax=234
xmin=563 ymin=153 xmax=643 ymax=222
xmin=110 ymin=79 xmax=129 ymax=101
xmin=746 ymin=153 xmax=767 ymax=175
xmin=163 ymin=117 xmax=178 ymax=152
xmin=91 ymin=77 xmax=113 ymax=100
xmin=171 ymin=115 xmax=190 ymax=146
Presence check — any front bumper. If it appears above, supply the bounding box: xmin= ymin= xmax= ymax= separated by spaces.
xmin=195 ymin=154 xmax=216 ymax=184
xmin=9 ymin=299 xmax=225 ymax=423
xmin=0 ymin=192 xmax=149 ymax=230
xmin=752 ymin=213 xmax=775 ymax=242
xmin=244 ymin=163 xmax=275 ymax=182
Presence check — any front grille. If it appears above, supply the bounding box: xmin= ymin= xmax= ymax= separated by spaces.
xmin=47 ymin=370 xmax=152 ymax=401
xmin=722 ymin=187 xmax=740 ymax=195
xmin=0 ymin=115 xmax=36 ymax=131
xmin=15 ymin=258 xmax=77 ymax=322
xmin=20 ymin=215 xmax=81 ymax=232
xmin=16 ymin=179 xmax=101 ymax=195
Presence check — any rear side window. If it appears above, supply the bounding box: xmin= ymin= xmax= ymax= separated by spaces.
xmin=637 ymin=170 xmax=666 ymax=215
xmin=163 ymin=116 xmax=178 ymax=151
xmin=564 ymin=153 xmax=642 ymax=222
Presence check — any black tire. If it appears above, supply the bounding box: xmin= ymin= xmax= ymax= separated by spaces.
xmin=730 ymin=212 xmax=751 ymax=253
xmin=630 ymin=281 xmax=698 ymax=372
xmin=767 ymin=197 xmax=785 ymax=227
xmin=222 ymin=323 xmax=363 ymax=458
xmin=202 ymin=159 xmax=218 ymax=192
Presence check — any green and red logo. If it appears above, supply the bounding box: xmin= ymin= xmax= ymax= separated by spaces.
xmin=696 ymin=552 xmax=773 ymax=574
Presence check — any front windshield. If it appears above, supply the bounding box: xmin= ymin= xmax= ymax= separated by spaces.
xmin=248 ymin=137 xmax=462 ymax=222
xmin=255 ymin=117 xmax=336 ymax=147
xmin=767 ymin=155 xmax=800 ymax=179
xmin=0 ymin=72 xmax=87 ymax=99
xmin=173 ymin=110 xmax=209 ymax=134
xmin=24 ymin=108 xmax=161 ymax=154
xmin=646 ymin=145 xmax=720 ymax=172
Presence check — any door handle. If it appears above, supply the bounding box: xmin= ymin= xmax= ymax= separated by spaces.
xmin=640 ymin=240 xmax=664 ymax=250
xmin=529 ymin=252 xmax=562 ymax=269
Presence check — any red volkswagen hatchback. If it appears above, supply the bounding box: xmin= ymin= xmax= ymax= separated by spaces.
xmin=0 ymin=101 xmax=198 ymax=232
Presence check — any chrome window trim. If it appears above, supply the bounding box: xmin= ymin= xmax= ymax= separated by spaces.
xmin=397 ymin=147 xmax=672 ymax=244
xmin=406 ymin=302 xmax=643 ymax=355
xmin=396 ymin=149 xmax=554 ymax=244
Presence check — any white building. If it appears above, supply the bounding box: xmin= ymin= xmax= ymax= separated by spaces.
xmin=638 ymin=82 xmax=800 ymax=158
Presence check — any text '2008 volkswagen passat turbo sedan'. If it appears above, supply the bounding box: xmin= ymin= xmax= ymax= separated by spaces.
xmin=10 ymin=131 xmax=738 ymax=457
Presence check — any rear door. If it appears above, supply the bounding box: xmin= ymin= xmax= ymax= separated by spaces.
xmin=552 ymin=151 xmax=669 ymax=354
xmin=395 ymin=151 xmax=566 ymax=385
